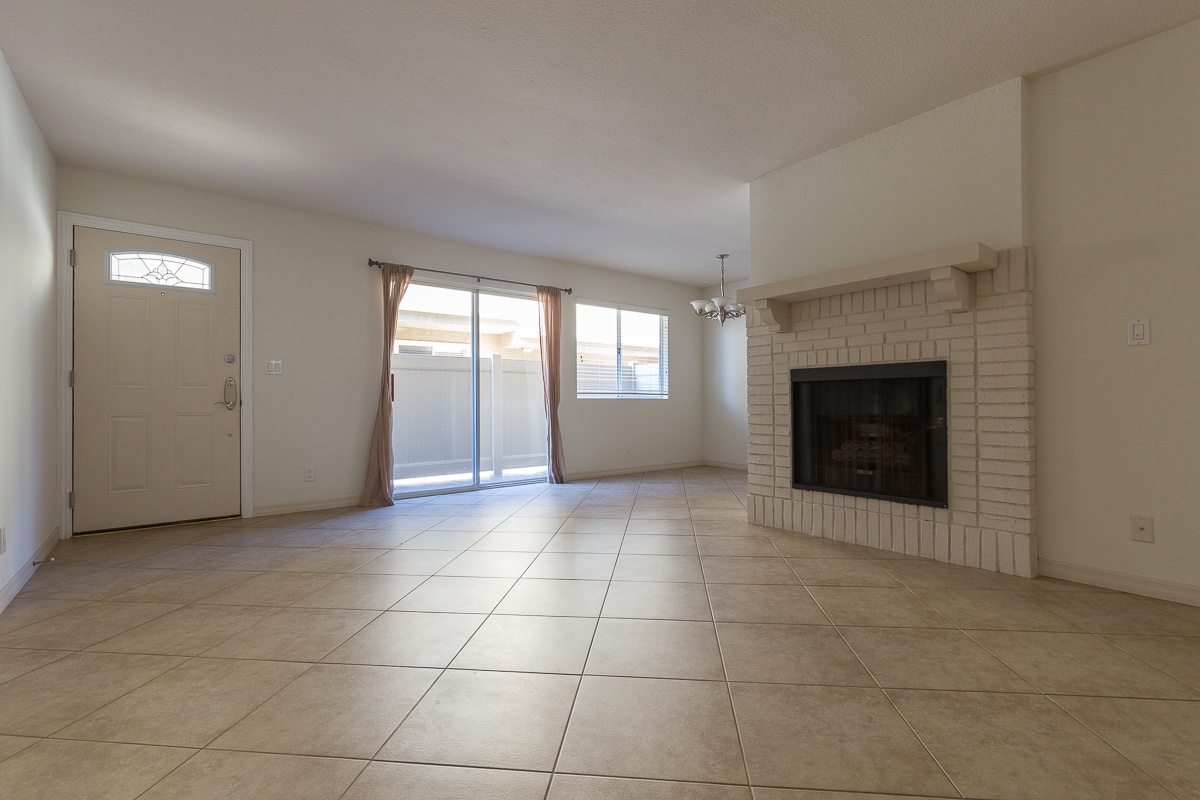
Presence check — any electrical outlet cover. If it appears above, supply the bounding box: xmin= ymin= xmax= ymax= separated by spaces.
xmin=1130 ymin=515 xmax=1154 ymax=543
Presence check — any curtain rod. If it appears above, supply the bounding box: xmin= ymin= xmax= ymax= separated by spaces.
xmin=367 ymin=259 xmax=572 ymax=295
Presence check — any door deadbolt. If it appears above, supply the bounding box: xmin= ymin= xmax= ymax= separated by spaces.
xmin=225 ymin=354 xmax=236 ymax=363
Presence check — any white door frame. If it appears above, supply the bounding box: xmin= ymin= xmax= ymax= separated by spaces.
xmin=57 ymin=212 xmax=255 ymax=538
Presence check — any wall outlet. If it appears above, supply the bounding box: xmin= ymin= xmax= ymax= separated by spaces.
xmin=1127 ymin=319 xmax=1150 ymax=346
xmin=0 ymin=526 xmax=6 ymax=555
xmin=1130 ymin=515 xmax=1154 ymax=543
xmin=304 ymin=467 xmax=315 ymax=482
xmin=624 ymin=443 xmax=632 ymax=454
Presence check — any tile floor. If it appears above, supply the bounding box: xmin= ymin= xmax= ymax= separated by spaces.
xmin=1 ymin=466 xmax=1198 ymax=799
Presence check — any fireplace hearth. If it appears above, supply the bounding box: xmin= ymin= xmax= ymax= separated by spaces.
xmin=792 ymin=362 xmax=947 ymax=506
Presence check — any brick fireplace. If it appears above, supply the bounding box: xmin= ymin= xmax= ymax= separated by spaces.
xmin=739 ymin=245 xmax=1037 ymax=577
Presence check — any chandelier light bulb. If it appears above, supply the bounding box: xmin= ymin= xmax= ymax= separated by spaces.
xmin=690 ymin=254 xmax=746 ymax=326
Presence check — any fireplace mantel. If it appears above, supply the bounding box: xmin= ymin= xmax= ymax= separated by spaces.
xmin=737 ymin=242 xmax=998 ymax=332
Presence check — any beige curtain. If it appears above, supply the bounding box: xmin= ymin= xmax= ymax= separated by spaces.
xmin=536 ymin=286 xmax=567 ymax=483
xmin=362 ymin=262 xmax=415 ymax=506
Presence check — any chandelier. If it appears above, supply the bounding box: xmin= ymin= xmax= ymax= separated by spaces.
xmin=690 ymin=254 xmax=745 ymax=325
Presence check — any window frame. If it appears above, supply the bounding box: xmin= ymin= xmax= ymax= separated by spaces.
xmin=575 ymin=298 xmax=669 ymax=400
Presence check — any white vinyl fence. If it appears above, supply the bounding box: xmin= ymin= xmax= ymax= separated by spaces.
xmin=390 ymin=353 xmax=547 ymax=480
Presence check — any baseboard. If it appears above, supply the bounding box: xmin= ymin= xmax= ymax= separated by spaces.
xmin=252 ymin=495 xmax=361 ymax=517
xmin=566 ymin=460 xmax=709 ymax=482
xmin=0 ymin=529 xmax=61 ymax=614
xmin=704 ymin=459 xmax=749 ymax=470
xmin=1039 ymin=558 xmax=1200 ymax=608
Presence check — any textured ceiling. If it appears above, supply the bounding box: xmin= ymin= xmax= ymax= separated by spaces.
xmin=1 ymin=1 xmax=1197 ymax=284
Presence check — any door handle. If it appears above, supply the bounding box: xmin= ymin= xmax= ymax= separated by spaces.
xmin=215 ymin=376 xmax=237 ymax=410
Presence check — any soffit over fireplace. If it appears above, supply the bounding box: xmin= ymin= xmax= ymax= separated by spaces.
xmin=737 ymin=242 xmax=998 ymax=332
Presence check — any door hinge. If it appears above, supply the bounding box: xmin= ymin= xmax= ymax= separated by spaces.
xmin=69 ymin=370 xmax=74 ymax=388
xmin=69 ymin=249 xmax=75 ymax=267
xmin=68 ymin=491 xmax=74 ymax=509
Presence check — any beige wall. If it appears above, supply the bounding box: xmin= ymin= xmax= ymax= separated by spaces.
xmin=58 ymin=167 xmax=705 ymax=512
xmin=1029 ymin=20 xmax=1200 ymax=594
xmin=702 ymin=278 xmax=749 ymax=468
xmin=0 ymin=47 xmax=58 ymax=605
xmin=751 ymin=78 xmax=1027 ymax=287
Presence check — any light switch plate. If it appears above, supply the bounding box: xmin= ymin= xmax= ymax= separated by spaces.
xmin=266 ymin=360 xmax=283 ymax=374
xmin=1130 ymin=515 xmax=1154 ymax=543
xmin=1127 ymin=319 xmax=1150 ymax=345
xmin=0 ymin=526 xmax=6 ymax=555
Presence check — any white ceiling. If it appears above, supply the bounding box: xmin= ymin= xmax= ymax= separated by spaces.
xmin=1 ymin=2 xmax=1196 ymax=284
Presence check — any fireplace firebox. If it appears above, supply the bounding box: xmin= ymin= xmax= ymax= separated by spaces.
xmin=792 ymin=362 xmax=947 ymax=507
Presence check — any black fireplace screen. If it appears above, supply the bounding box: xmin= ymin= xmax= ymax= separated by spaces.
xmin=792 ymin=362 xmax=947 ymax=507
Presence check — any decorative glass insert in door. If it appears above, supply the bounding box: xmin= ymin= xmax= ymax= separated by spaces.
xmin=107 ymin=251 xmax=214 ymax=292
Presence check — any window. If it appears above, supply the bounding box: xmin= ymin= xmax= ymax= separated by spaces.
xmin=576 ymin=303 xmax=668 ymax=398
xmin=107 ymin=250 xmax=213 ymax=292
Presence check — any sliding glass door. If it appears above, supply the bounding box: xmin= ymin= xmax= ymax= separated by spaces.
xmin=391 ymin=283 xmax=548 ymax=496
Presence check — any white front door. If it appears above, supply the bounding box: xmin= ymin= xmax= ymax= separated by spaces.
xmin=73 ymin=226 xmax=242 ymax=532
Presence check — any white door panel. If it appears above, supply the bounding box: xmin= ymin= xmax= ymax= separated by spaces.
xmin=74 ymin=226 xmax=241 ymax=532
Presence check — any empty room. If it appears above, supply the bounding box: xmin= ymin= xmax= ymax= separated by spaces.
xmin=1 ymin=2 xmax=1199 ymax=798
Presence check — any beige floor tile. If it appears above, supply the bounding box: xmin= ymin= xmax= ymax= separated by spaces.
xmin=429 ymin=516 xmax=507 ymax=532
xmin=586 ymin=618 xmax=725 ymax=680
xmin=197 ymin=572 xmax=337 ymax=606
xmin=0 ymin=601 xmax=182 ymax=650
xmin=288 ymin=573 xmax=424 ymax=610
xmin=324 ymin=611 xmax=485 ymax=667
xmin=840 ymin=627 xmax=1034 ymax=692
xmin=352 ymin=548 xmax=458 ymax=575
xmin=629 ymin=506 xmax=693 ymax=520
xmin=390 ymin=576 xmax=516 ymax=613
xmin=16 ymin=565 xmax=103 ymax=594
xmin=378 ymin=669 xmax=578 ymax=771
xmin=707 ymin=584 xmax=830 ymax=625
xmin=367 ymin=514 xmax=450 ymax=531
xmin=731 ymin=683 xmax=953 ymax=795
xmin=108 ymin=569 xmax=261 ymax=603
xmin=751 ymin=791 xmax=946 ymax=800
xmin=787 ymin=558 xmax=900 ymax=587
xmin=0 ymin=648 xmax=70 ymax=684
xmin=693 ymin=521 xmax=761 ymax=537
xmin=969 ymin=630 xmax=1199 ymax=699
xmin=493 ymin=578 xmax=609 ymax=617
xmin=701 ymin=557 xmax=800 ymax=585
xmin=695 ymin=536 xmax=778 ymax=557
xmin=202 ymin=608 xmax=378 ymax=661
xmin=602 ymin=581 xmax=713 ymax=621
xmin=690 ymin=508 xmax=747 ymax=521
xmin=716 ymin=623 xmax=874 ymax=686
xmin=400 ymin=529 xmax=489 ymax=548
xmin=451 ymin=614 xmax=597 ymax=673
xmin=572 ymin=504 xmax=634 ymax=518
xmin=18 ymin=567 xmax=179 ymax=601
xmin=890 ymin=689 xmax=1175 ymax=800
xmin=211 ymin=663 xmax=437 ymax=758
xmin=913 ymin=588 xmax=1081 ymax=631
xmin=87 ymin=604 xmax=279 ymax=656
xmin=489 ymin=517 xmax=567 ymax=533
xmin=512 ymin=505 xmax=579 ymax=518
xmin=270 ymin=549 xmax=385 ymax=573
xmin=625 ymin=519 xmax=695 ymax=535
xmin=548 ymin=774 xmax=752 ymax=799
xmin=1021 ymin=591 xmax=1200 ymax=635
xmin=1140 ymin=596 xmax=1200 ymax=625
xmin=344 ymin=761 xmax=549 ymax=800
xmin=0 ymin=738 xmax=195 ymax=800
xmin=766 ymin=534 xmax=868 ymax=559
xmin=545 ymin=532 xmax=625 ymax=553
xmin=526 ymin=552 xmax=618 ymax=580
xmin=806 ymin=587 xmax=951 ymax=628
xmin=138 ymin=750 xmax=365 ymax=800
xmin=877 ymin=560 xmax=1006 ymax=590
xmin=0 ymin=598 xmax=88 ymax=636
xmin=614 ymin=554 xmax=705 ymax=583
xmin=1055 ymin=695 xmax=1200 ymax=800
xmin=250 ymin=528 xmax=359 ymax=548
xmin=469 ymin=530 xmax=557 ymax=550
xmin=620 ymin=535 xmax=700 ymax=556
xmin=202 ymin=545 xmax=319 ymax=571
xmin=55 ymin=657 xmax=309 ymax=746
xmin=1103 ymin=634 xmax=1200 ymax=690
xmin=321 ymin=529 xmax=416 ymax=548
xmin=436 ymin=550 xmax=538 ymax=577
xmin=126 ymin=544 xmax=243 ymax=569
xmin=558 ymin=676 xmax=746 ymax=783
xmin=559 ymin=517 xmax=629 ymax=534
xmin=0 ymin=735 xmax=38 ymax=762
xmin=0 ymin=651 xmax=184 ymax=736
